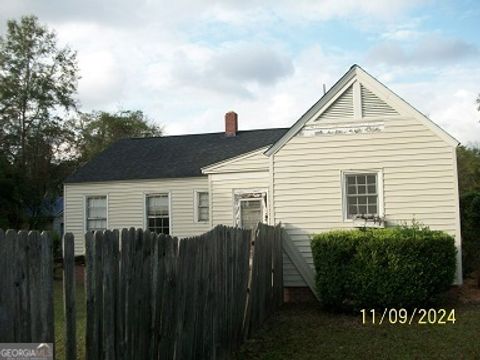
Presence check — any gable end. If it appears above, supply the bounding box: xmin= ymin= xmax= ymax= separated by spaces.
xmin=265 ymin=65 xmax=459 ymax=156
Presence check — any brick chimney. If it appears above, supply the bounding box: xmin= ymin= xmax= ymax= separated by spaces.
xmin=225 ymin=111 xmax=238 ymax=137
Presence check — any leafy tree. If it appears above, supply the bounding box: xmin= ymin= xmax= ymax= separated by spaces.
xmin=457 ymin=145 xmax=480 ymax=282
xmin=457 ymin=145 xmax=480 ymax=196
xmin=460 ymin=191 xmax=480 ymax=283
xmin=0 ymin=153 xmax=23 ymax=228
xmin=0 ymin=16 xmax=79 ymax=228
xmin=74 ymin=110 xmax=163 ymax=163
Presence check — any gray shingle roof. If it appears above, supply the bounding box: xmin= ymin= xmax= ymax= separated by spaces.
xmin=65 ymin=128 xmax=288 ymax=183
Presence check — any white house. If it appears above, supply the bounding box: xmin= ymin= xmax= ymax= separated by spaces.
xmin=64 ymin=65 xmax=463 ymax=296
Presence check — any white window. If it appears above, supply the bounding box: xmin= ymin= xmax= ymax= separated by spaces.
xmin=240 ymin=199 xmax=263 ymax=230
xmin=196 ymin=191 xmax=209 ymax=222
xmin=86 ymin=196 xmax=107 ymax=232
xmin=344 ymin=173 xmax=379 ymax=219
xmin=146 ymin=194 xmax=170 ymax=235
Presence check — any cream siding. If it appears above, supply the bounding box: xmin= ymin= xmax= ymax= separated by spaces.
xmin=209 ymin=171 xmax=270 ymax=227
xmin=202 ymin=148 xmax=269 ymax=174
xmin=273 ymin=81 xmax=461 ymax=286
xmin=64 ymin=177 xmax=210 ymax=255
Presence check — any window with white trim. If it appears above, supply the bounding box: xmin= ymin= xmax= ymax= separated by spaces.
xmin=196 ymin=191 xmax=209 ymax=222
xmin=146 ymin=194 xmax=170 ymax=235
xmin=86 ymin=196 xmax=107 ymax=231
xmin=345 ymin=173 xmax=378 ymax=219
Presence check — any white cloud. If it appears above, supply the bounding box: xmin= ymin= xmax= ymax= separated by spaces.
xmin=168 ymin=43 xmax=294 ymax=98
xmin=388 ymin=66 xmax=480 ymax=144
xmin=77 ymin=50 xmax=125 ymax=109
xmin=1 ymin=0 xmax=478 ymax=145
xmin=368 ymin=33 xmax=479 ymax=66
xmin=1 ymin=0 xmax=430 ymax=29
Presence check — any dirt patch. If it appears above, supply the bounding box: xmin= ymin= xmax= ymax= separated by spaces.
xmin=447 ymin=273 xmax=480 ymax=304
xmin=75 ymin=264 xmax=85 ymax=284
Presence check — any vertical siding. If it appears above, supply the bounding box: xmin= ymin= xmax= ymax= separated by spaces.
xmin=210 ymin=171 xmax=270 ymax=227
xmin=274 ymin=115 xmax=459 ymax=287
xmin=64 ymin=177 xmax=210 ymax=255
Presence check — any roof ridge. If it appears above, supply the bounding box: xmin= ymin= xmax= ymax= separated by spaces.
xmin=129 ymin=127 xmax=289 ymax=140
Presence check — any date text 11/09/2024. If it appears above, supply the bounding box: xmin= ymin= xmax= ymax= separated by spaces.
xmin=361 ymin=308 xmax=456 ymax=325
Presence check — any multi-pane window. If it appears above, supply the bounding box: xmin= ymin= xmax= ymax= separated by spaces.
xmin=146 ymin=194 xmax=170 ymax=235
xmin=345 ymin=174 xmax=378 ymax=219
xmin=197 ymin=192 xmax=209 ymax=222
xmin=86 ymin=196 xmax=107 ymax=231
xmin=240 ymin=199 xmax=262 ymax=230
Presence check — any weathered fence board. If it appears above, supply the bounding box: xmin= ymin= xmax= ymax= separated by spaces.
xmin=102 ymin=230 xmax=115 ymax=360
xmin=84 ymin=223 xmax=283 ymax=360
xmin=85 ymin=231 xmax=95 ymax=360
xmin=0 ymin=229 xmax=15 ymax=342
xmin=15 ymin=231 xmax=30 ymax=342
xmin=63 ymin=233 xmax=76 ymax=360
xmin=2 ymin=222 xmax=284 ymax=360
xmin=0 ymin=230 xmax=55 ymax=346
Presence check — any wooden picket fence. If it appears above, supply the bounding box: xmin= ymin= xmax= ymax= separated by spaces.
xmin=0 ymin=229 xmax=54 ymax=343
xmin=0 ymin=223 xmax=284 ymax=360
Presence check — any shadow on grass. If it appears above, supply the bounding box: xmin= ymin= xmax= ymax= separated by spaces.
xmin=235 ymin=300 xmax=480 ymax=360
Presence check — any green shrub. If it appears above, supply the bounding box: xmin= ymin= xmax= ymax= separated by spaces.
xmin=311 ymin=225 xmax=457 ymax=311
xmin=460 ymin=191 xmax=480 ymax=276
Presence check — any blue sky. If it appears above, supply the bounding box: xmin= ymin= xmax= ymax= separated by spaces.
xmin=1 ymin=0 xmax=480 ymax=143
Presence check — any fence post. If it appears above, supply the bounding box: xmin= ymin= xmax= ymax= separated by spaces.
xmin=103 ymin=231 xmax=115 ymax=360
xmin=0 ymin=229 xmax=15 ymax=342
xmin=85 ymin=231 xmax=95 ymax=360
xmin=63 ymin=233 xmax=76 ymax=360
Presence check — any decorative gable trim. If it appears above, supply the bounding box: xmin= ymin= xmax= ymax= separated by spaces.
xmin=265 ymin=65 xmax=459 ymax=156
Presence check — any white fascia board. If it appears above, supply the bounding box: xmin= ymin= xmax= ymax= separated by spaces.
xmin=355 ymin=67 xmax=460 ymax=147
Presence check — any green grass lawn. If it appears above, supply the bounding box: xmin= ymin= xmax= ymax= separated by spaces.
xmin=235 ymin=302 xmax=480 ymax=360
xmin=53 ymin=275 xmax=480 ymax=360
xmin=54 ymin=279 xmax=86 ymax=360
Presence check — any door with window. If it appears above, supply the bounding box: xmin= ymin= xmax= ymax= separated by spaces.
xmin=233 ymin=189 xmax=268 ymax=230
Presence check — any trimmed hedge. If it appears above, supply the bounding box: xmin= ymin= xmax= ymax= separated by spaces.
xmin=311 ymin=226 xmax=457 ymax=311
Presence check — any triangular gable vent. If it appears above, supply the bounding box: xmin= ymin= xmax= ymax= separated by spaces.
xmin=315 ymin=85 xmax=353 ymax=121
xmin=313 ymin=81 xmax=398 ymax=124
xmin=361 ymin=84 xmax=398 ymax=117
